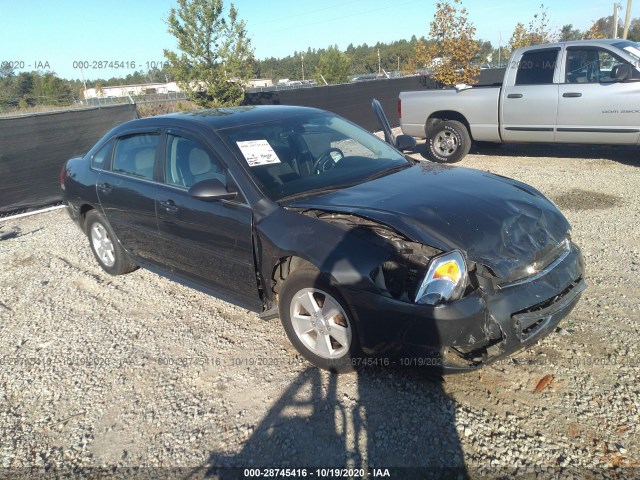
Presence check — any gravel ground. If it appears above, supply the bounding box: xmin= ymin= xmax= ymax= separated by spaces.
xmin=0 ymin=141 xmax=638 ymax=479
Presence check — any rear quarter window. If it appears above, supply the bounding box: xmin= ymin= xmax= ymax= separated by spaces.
xmin=90 ymin=140 xmax=113 ymax=170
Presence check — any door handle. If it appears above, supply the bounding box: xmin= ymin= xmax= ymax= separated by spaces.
xmin=97 ymin=182 xmax=112 ymax=193
xmin=507 ymin=93 xmax=523 ymax=98
xmin=160 ymin=199 xmax=178 ymax=214
xmin=562 ymin=92 xmax=582 ymax=98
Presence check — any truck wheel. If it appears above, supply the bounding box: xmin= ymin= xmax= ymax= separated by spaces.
xmin=279 ymin=266 xmax=362 ymax=373
xmin=426 ymin=120 xmax=471 ymax=163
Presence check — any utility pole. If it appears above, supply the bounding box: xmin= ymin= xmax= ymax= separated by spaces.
xmin=378 ymin=49 xmax=381 ymax=74
xmin=613 ymin=2 xmax=620 ymax=38
xmin=623 ymin=0 xmax=633 ymax=39
xmin=301 ymin=54 xmax=305 ymax=82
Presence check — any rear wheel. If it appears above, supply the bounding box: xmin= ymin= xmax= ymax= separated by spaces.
xmin=85 ymin=210 xmax=137 ymax=275
xmin=426 ymin=120 xmax=471 ymax=163
xmin=279 ymin=267 xmax=362 ymax=373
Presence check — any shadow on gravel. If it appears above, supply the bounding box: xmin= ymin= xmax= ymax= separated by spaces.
xmin=190 ymin=366 xmax=466 ymax=479
xmin=414 ymin=141 xmax=639 ymax=167
xmin=188 ymin=222 xmax=467 ymax=479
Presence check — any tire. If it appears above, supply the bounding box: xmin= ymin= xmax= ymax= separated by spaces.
xmin=85 ymin=210 xmax=137 ymax=276
xmin=426 ymin=120 xmax=471 ymax=163
xmin=279 ymin=267 xmax=362 ymax=373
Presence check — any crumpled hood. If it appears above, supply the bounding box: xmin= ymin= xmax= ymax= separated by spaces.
xmin=288 ymin=162 xmax=571 ymax=280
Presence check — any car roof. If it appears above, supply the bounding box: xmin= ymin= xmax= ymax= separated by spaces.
xmin=121 ymin=105 xmax=326 ymax=132
xmin=517 ymin=38 xmax=638 ymax=51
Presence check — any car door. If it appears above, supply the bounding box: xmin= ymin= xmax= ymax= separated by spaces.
xmin=556 ymin=46 xmax=640 ymax=144
xmin=155 ymin=130 xmax=260 ymax=309
xmin=96 ymin=130 xmax=162 ymax=261
xmin=501 ymin=48 xmax=560 ymax=143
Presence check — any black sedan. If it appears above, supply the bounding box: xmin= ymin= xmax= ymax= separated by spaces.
xmin=61 ymin=105 xmax=586 ymax=373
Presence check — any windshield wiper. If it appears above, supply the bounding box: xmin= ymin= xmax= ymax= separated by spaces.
xmin=279 ymin=184 xmax=352 ymax=203
xmin=361 ymin=163 xmax=412 ymax=183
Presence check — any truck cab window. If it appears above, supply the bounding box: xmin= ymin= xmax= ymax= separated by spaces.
xmin=515 ymin=50 xmax=558 ymax=85
xmin=566 ymin=48 xmax=635 ymax=83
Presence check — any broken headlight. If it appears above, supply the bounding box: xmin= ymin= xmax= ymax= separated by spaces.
xmin=415 ymin=251 xmax=467 ymax=305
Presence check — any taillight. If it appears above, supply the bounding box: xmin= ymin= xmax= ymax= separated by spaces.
xmin=398 ymin=98 xmax=401 ymax=119
xmin=60 ymin=164 xmax=66 ymax=190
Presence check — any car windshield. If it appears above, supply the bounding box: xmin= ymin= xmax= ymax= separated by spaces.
xmin=217 ymin=111 xmax=411 ymax=201
xmin=613 ymin=40 xmax=640 ymax=62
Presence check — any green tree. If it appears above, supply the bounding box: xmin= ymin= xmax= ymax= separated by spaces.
xmin=0 ymin=62 xmax=15 ymax=80
xmin=315 ymin=46 xmax=351 ymax=85
xmin=474 ymin=40 xmax=493 ymax=65
xmin=16 ymin=72 xmax=35 ymax=106
xmin=163 ymin=0 xmax=254 ymax=107
xmin=628 ymin=18 xmax=640 ymax=41
xmin=559 ymin=24 xmax=582 ymax=41
xmin=417 ymin=0 xmax=480 ymax=85
xmin=33 ymin=72 xmax=73 ymax=105
xmin=0 ymin=65 xmax=17 ymax=111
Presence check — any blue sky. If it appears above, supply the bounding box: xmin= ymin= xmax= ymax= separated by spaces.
xmin=0 ymin=0 xmax=635 ymax=80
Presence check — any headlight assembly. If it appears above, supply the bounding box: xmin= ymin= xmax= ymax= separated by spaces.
xmin=415 ymin=250 xmax=467 ymax=305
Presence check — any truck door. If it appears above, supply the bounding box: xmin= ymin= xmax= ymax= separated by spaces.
xmin=556 ymin=46 xmax=640 ymax=144
xmin=501 ymin=48 xmax=560 ymax=143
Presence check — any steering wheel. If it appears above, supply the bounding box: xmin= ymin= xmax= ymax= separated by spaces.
xmin=312 ymin=148 xmax=344 ymax=173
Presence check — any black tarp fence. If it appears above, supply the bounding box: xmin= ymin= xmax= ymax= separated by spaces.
xmin=244 ymin=69 xmax=506 ymax=131
xmin=0 ymin=104 xmax=138 ymax=215
xmin=245 ymin=76 xmax=427 ymax=131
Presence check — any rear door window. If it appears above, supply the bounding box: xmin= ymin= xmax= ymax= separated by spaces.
xmin=112 ymin=133 xmax=160 ymax=180
xmin=515 ymin=49 xmax=559 ymax=85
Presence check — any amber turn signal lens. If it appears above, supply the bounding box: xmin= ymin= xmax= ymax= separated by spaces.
xmin=433 ymin=261 xmax=461 ymax=283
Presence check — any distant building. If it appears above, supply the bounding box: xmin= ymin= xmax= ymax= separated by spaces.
xmin=246 ymin=78 xmax=273 ymax=88
xmin=83 ymin=82 xmax=182 ymax=99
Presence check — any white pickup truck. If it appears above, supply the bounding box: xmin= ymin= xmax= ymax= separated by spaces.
xmin=399 ymin=39 xmax=640 ymax=162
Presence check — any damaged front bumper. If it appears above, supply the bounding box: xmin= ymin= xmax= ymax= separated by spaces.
xmin=341 ymin=242 xmax=586 ymax=372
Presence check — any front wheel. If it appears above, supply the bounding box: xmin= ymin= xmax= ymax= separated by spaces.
xmin=279 ymin=267 xmax=362 ymax=373
xmin=426 ymin=120 xmax=471 ymax=163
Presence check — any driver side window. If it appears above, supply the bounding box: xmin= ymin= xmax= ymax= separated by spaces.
xmin=164 ymin=134 xmax=226 ymax=189
xmin=565 ymin=48 xmax=633 ymax=83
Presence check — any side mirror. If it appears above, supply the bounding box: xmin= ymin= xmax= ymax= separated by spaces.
xmin=612 ymin=63 xmax=632 ymax=82
xmin=188 ymin=178 xmax=237 ymax=201
xmin=395 ymin=134 xmax=417 ymax=151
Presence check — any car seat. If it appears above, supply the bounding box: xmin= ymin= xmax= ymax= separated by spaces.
xmin=188 ymin=147 xmax=226 ymax=186
xmin=133 ymin=148 xmax=156 ymax=179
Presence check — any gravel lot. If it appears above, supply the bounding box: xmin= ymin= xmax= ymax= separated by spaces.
xmin=1 ymin=141 xmax=638 ymax=479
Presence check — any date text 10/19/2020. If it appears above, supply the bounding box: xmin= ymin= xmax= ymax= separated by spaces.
xmin=243 ymin=468 xmax=392 ymax=478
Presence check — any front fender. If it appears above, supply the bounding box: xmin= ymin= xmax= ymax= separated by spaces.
xmin=254 ymin=207 xmax=393 ymax=303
